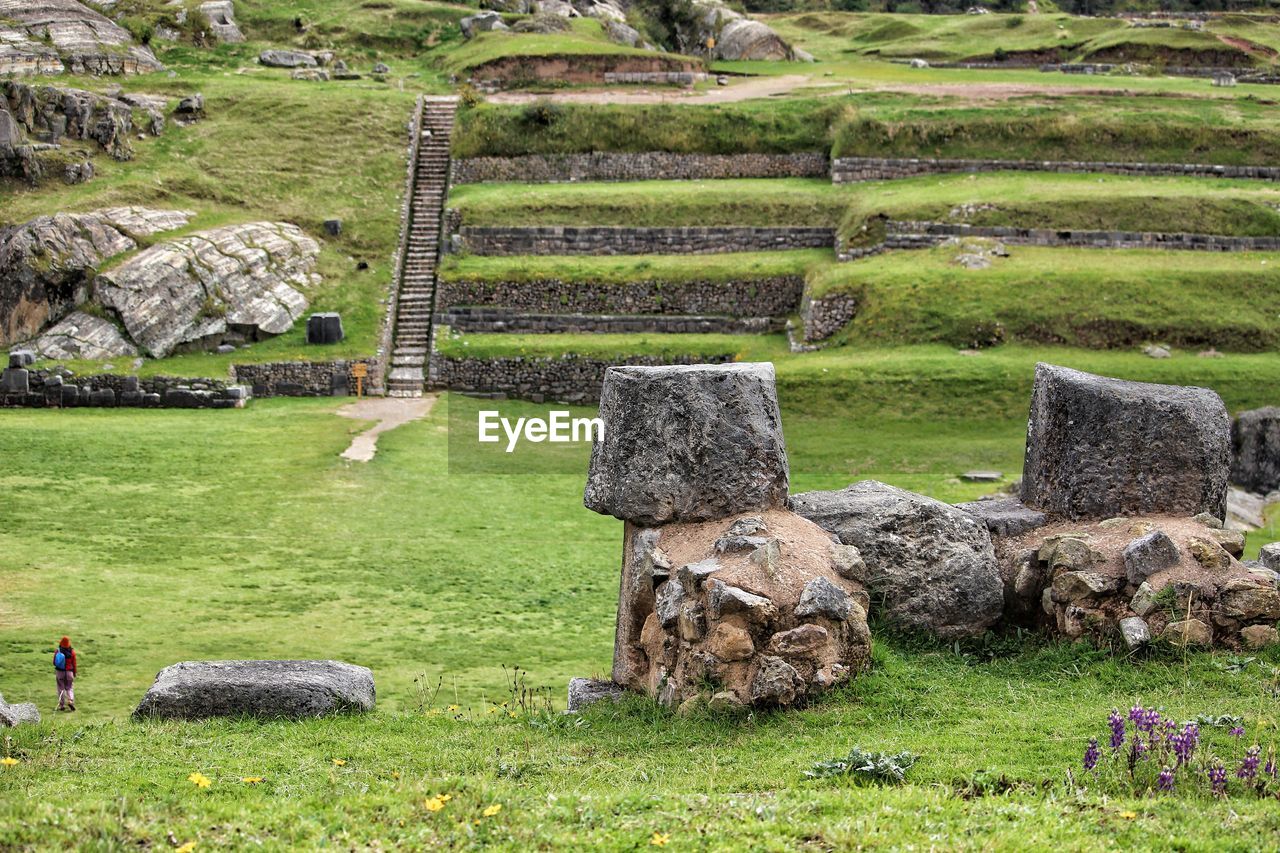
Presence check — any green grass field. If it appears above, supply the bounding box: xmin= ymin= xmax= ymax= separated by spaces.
xmin=3 ymin=376 xmax=1280 ymax=848
xmin=439 ymin=249 xmax=829 ymax=284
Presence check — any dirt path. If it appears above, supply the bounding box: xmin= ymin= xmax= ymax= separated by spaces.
xmin=485 ymin=74 xmax=823 ymax=104
xmin=337 ymin=396 xmax=436 ymax=462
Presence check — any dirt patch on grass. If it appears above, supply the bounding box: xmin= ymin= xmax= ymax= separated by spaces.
xmin=337 ymin=396 xmax=436 ymax=462
xmin=470 ymin=54 xmax=702 ymax=88
xmin=485 ymin=74 xmax=821 ymax=104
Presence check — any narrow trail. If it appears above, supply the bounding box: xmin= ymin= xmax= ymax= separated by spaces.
xmin=485 ymin=74 xmax=822 ymax=104
xmin=337 ymin=396 xmax=437 ymax=462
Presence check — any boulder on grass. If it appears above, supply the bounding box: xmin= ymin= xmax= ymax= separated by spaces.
xmin=790 ymin=480 xmax=1003 ymax=639
xmin=133 ymin=660 xmax=375 ymax=720
xmin=0 ymin=692 xmax=40 ymax=727
xmin=567 ymin=677 xmax=626 ymax=712
xmin=584 ymin=363 xmax=789 ymax=526
xmin=1021 ymin=364 xmax=1230 ymax=521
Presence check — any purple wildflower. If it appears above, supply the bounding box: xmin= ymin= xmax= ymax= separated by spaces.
xmin=1231 ymin=725 xmax=1246 ymax=739
xmin=1238 ymin=746 xmax=1262 ymax=780
xmin=1083 ymin=737 xmax=1100 ymax=771
xmin=1137 ymin=708 xmax=1161 ymax=734
xmin=1208 ymin=763 xmax=1228 ymax=796
xmin=1110 ymin=709 xmax=1127 ymax=750
xmin=1157 ymin=766 xmax=1176 ymax=791
xmin=1265 ymin=755 xmax=1277 ymax=779
xmin=1171 ymin=723 xmax=1199 ymax=766
xmin=1128 ymin=705 xmax=1145 ymax=725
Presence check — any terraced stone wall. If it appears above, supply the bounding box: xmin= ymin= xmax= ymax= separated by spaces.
xmin=455 ymin=226 xmax=836 ymax=256
xmin=451 ymin=152 xmax=830 ymax=184
xmin=831 ymin=157 xmax=1280 ymax=183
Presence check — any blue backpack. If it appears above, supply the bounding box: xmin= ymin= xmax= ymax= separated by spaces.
xmin=54 ymin=650 xmax=67 ymax=671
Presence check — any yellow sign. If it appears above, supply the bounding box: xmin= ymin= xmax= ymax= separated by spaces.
xmin=351 ymin=363 xmax=368 ymax=378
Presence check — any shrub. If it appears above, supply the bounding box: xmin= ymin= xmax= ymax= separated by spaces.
xmin=806 ymin=746 xmax=919 ymax=784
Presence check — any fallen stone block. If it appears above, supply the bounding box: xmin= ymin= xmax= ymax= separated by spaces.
xmin=566 ymin=677 xmax=626 ymax=712
xmin=0 ymin=692 xmax=40 ymax=727
xmin=1021 ymin=364 xmax=1230 ymax=520
xmin=954 ymin=497 xmax=1046 ymax=537
xmin=133 ymin=660 xmax=375 ymax=720
xmin=306 ymin=312 xmax=345 ymax=345
xmin=1232 ymin=407 xmax=1280 ymax=495
xmin=584 ymin=363 xmax=789 ymax=525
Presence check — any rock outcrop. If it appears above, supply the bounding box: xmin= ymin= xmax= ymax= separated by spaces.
xmin=791 ymin=480 xmax=1004 ymax=639
xmin=198 ymin=1 xmax=244 ymax=43
xmin=134 ymin=660 xmax=376 ymax=720
xmin=1 ymin=80 xmax=156 ymax=182
xmin=686 ymin=0 xmax=796 ymax=61
xmin=584 ymin=363 xmax=789 ymax=526
xmin=1021 ymin=364 xmax=1231 ymax=521
xmin=1231 ymin=407 xmax=1280 ymax=495
xmin=95 ymin=222 xmax=318 ymax=358
xmin=0 ymin=0 xmax=163 ymax=76
xmin=0 ymin=207 xmax=193 ymax=347
xmin=32 ymin=310 xmax=137 ymax=360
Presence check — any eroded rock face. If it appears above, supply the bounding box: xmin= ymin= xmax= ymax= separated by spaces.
xmin=0 ymin=207 xmax=193 ymax=347
xmin=612 ymin=509 xmax=871 ymax=710
xmin=32 ymin=310 xmax=137 ymax=360
xmin=584 ymin=362 xmax=789 ymax=526
xmin=96 ymin=222 xmax=318 ymax=358
xmin=0 ymin=692 xmax=40 ymax=727
xmin=0 ymin=0 xmax=163 ymax=76
xmin=133 ymin=660 xmax=375 ymax=720
xmin=1231 ymin=408 xmax=1280 ymax=495
xmin=688 ymin=0 xmax=795 ymax=61
xmin=198 ymin=1 xmax=245 ymax=44
xmin=790 ymin=480 xmax=1003 ymax=639
xmin=1021 ymin=364 xmax=1230 ymax=521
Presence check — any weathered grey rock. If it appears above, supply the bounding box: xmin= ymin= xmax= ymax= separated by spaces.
xmin=511 ymin=13 xmax=569 ymax=33
xmin=133 ymin=660 xmax=374 ymax=719
xmin=259 ymin=50 xmax=317 ymax=68
xmin=1130 ymin=581 xmax=1160 ymax=617
xmin=1051 ymin=570 xmax=1121 ymax=603
xmin=604 ymin=20 xmax=644 ymax=47
xmin=1161 ymin=619 xmax=1212 ymax=647
xmin=0 ymin=0 xmax=163 ymax=76
xmin=95 ymin=222 xmax=318 ymax=358
xmin=0 ymin=208 xmax=193 ymax=347
xmin=790 ymin=480 xmax=1002 ymax=638
xmin=1021 ymin=364 xmax=1231 ymax=520
xmin=961 ymin=470 xmax=1002 ymax=482
xmin=1217 ymin=579 xmax=1280 ymax=621
xmin=8 ymin=349 xmax=34 ymax=367
xmin=750 ymin=655 xmax=802 ymax=705
xmin=174 ymin=94 xmax=204 ymax=121
xmin=706 ymin=579 xmax=776 ymax=625
xmin=566 ymin=677 xmax=626 ymax=712
xmin=690 ymin=0 xmax=793 ymax=61
xmin=584 ymin=363 xmax=789 ymax=525
xmin=829 ymin=542 xmax=865 ymax=581
xmin=1232 ymin=408 xmax=1280 ymax=495
xmin=32 ymin=311 xmax=137 ymax=360
xmin=574 ymin=0 xmax=626 ymax=20
xmin=482 ymin=0 xmax=531 ymax=11
xmin=460 ymin=12 xmax=509 ymax=39
xmin=0 ymin=698 xmax=40 ymax=727
xmin=534 ymin=0 xmax=579 ymax=16
xmin=372 ymin=62 xmax=390 ymax=74
xmin=954 ymin=497 xmax=1046 ymax=537
xmin=1118 ymin=616 xmax=1150 ymax=651
xmin=198 ymin=1 xmax=245 ymax=43
xmin=1123 ymin=530 xmax=1179 ymax=586
xmin=1262 ymin=542 xmax=1280 ymax=571
xmin=794 ymin=576 xmax=852 ymax=621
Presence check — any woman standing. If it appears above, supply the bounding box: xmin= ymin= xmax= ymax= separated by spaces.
xmin=54 ymin=636 xmax=77 ymax=712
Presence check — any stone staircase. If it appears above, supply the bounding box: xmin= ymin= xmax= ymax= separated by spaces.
xmin=387 ymin=96 xmax=457 ymax=397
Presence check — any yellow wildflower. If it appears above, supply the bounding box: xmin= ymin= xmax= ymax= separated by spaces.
xmin=1119 ymin=811 xmax=1137 ymax=820
xmin=482 ymin=804 xmax=502 ymax=817
xmin=487 ymin=707 xmax=498 ymax=715
xmin=424 ymin=797 xmax=445 ymax=813
xmin=0 ymin=757 xmax=19 ymax=767
xmin=651 ymin=832 xmax=670 ymax=847
xmin=441 ymin=794 xmax=453 ymax=802
xmin=332 ymin=759 xmax=347 ymax=767
xmin=176 ymin=843 xmax=197 ymax=853
xmin=447 ymin=704 xmax=460 ymax=713
xmin=241 ymin=777 xmax=264 ymax=785
xmin=507 ymin=711 xmax=518 ymax=719
xmin=187 ymin=772 xmax=211 ymax=789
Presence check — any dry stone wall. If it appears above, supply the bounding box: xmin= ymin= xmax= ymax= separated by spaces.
xmin=430 ymin=353 xmax=735 ymax=404
xmin=799 ymin=291 xmax=858 ymax=343
xmin=456 ymin=226 xmax=835 ymax=256
xmin=435 ymin=274 xmax=805 ymax=317
xmin=451 ymin=152 xmax=830 ymax=184
xmin=231 ymin=359 xmax=380 ymax=398
xmin=437 ymin=307 xmax=782 ymax=335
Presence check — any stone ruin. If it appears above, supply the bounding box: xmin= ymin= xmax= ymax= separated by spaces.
xmin=578 ymin=363 xmax=872 ymax=712
xmin=570 ymin=360 xmax=1280 ymax=713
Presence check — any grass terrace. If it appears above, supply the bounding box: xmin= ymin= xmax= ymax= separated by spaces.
xmin=808 ymin=246 xmax=1280 ymax=351
xmin=438 ymin=18 xmax=681 ymax=77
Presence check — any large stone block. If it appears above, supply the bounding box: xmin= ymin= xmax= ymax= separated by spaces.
xmin=790 ymin=480 xmax=1003 ymax=639
xmin=133 ymin=660 xmax=375 ymax=720
xmin=306 ymin=312 xmax=344 ymax=345
xmin=0 ymin=692 xmax=40 ymax=727
xmin=584 ymin=362 xmax=789 ymax=525
xmin=1021 ymin=364 xmax=1230 ymax=520
xmin=1231 ymin=407 xmax=1280 ymax=495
